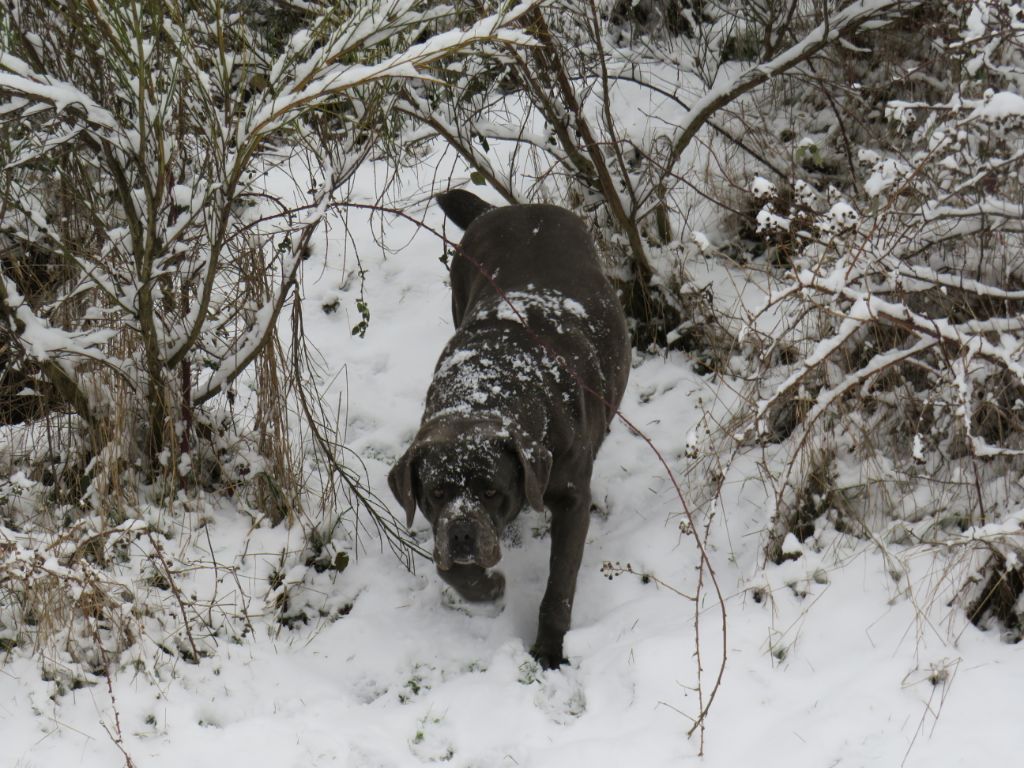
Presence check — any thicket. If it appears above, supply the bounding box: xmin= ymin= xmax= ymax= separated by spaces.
xmin=740 ymin=0 xmax=1024 ymax=639
xmin=0 ymin=0 xmax=534 ymax=685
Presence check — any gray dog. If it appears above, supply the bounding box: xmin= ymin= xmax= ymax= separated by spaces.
xmin=389 ymin=190 xmax=630 ymax=668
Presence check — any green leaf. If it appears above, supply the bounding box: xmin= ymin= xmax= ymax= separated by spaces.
xmin=333 ymin=552 xmax=350 ymax=573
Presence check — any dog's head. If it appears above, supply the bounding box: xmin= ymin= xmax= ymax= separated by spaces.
xmin=388 ymin=419 xmax=551 ymax=573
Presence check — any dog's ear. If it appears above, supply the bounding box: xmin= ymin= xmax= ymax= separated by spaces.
xmin=514 ymin=441 xmax=552 ymax=512
xmin=388 ymin=447 xmax=419 ymax=527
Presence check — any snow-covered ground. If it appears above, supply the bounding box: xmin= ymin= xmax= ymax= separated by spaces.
xmin=2 ymin=147 xmax=1020 ymax=768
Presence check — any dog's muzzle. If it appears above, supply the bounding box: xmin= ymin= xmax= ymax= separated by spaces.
xmin=434 ymin=499 xmax=502 ymax=571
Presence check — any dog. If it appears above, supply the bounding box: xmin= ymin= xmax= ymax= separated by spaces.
xmin=389 ymin=190 xmax=630 ymax=668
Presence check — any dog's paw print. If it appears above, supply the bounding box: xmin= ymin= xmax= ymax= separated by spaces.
xmin=516 ymin=648 xmax=586 ymax=723
xmin=533 ymin=671 xmax=587 ymax=724
xmin=409 ymin=712 xmax=455 ymax=762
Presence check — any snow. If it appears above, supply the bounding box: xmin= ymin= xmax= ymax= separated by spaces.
xmin=756 ymin=205 xmax=790 ymax=232
xmin=971 ymin=91 xmax=1024 ymax=121
xmin=750 ymin=175 xmax=777 ymax=199
xmin=0 ymin=54 xmax=119 ymax=130
xmin=864 ymin=157 xmax=911 ymax=197
xmin=824 ymin=201 xmax=859 ymax=230
xmin=2 ymin=276 xmax=116 ymax=362
xmin=691 ymin=230 xmax=713 ymax=254
xmin=489 ymin=289 xmax=589 ymax=328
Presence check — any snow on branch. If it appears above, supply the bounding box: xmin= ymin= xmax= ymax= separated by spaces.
xmin=0 ymin=276 xmax=115 ymax=364
xmin=650 ymin=0 xmax=920 ymax=208
xmin=0 ymin=0 xmax=548 ymax=488
xmin=745 ymin=0 xmax=1024 ymax=468
xmin=799 ymin=271 xmax=1024 ymax=379
xmin=246 ymin=2 xmax=539 ymax=141
xmin=0 ymin=53 xmax=119 ymax=132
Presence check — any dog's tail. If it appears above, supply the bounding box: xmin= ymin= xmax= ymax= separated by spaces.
xmin=435 ymin=189 xmax=495 ymax=231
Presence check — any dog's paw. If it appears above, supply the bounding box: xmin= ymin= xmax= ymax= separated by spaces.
xmin=441 ymin=585 xmax=505 ymax=618
xmin=437 ymin=564 xmax=505 ymax=602
xmin=529 ymin=644 xmax=568 ymax=670
xmin=472 ymin=568 xmax=506 ymax=602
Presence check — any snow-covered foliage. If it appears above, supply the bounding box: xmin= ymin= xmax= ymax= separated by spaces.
xmin=0 ymin=0 xmax=535 ymax=443
xmin=744 ymin=0 xmax=1024 ymax=625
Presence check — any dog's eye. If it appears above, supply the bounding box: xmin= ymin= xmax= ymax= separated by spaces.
xmin=482 ymin=488 xmax=498 ymax=499
xmin=430 ymin=488 xmax=445 ymax=500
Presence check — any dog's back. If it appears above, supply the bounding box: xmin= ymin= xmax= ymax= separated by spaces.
xmin=435 ymin=191 xmax=630 ymax=437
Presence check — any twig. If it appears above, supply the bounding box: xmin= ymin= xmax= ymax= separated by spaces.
xmin=102 ymin=674 xmax=137 ymax=768
xmin=145 ymin=530 xmax=201 ymax=663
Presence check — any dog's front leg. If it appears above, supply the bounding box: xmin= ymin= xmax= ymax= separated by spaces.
xmin=532 ymin=485 xmax=591 ymax=669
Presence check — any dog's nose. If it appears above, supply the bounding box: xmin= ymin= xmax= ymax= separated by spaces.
xmin=449 ymin=520 xmax=477 ymax=562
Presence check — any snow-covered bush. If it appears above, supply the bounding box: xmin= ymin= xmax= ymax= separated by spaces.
xmin=749 ymin=0 xmax=1024 ymax=627
xmin=0 ymin=0 xmax=535 ymax=671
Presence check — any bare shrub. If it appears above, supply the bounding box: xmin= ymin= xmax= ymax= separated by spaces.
xmin=0 ymin=0 xmax=539 ymax=671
